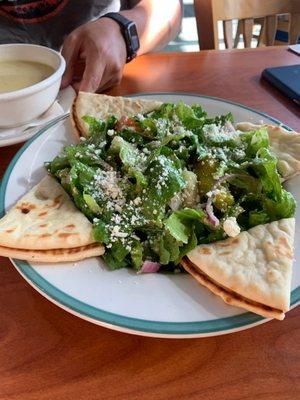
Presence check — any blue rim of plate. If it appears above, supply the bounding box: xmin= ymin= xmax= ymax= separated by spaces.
xmin=0 ymin=92 xmax=299 ymax=336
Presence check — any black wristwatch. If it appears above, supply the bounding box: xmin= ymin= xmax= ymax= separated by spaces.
xmin=100 ymin=12 xmax=140 ymax=63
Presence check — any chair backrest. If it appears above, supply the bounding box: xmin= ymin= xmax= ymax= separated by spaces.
xmin=194 ymin=0 xmax=300 ymax=50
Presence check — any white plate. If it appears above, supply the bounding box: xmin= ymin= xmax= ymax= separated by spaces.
xmin=0 ymin=86 xmax=76 ymax=147
xmin=1 ymin=93 xmax=299 ymax=338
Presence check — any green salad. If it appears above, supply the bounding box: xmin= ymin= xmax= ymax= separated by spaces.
xmin=46 ymin=102 xmax=296 ymax=272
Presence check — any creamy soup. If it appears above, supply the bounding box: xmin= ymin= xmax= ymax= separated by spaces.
xmin=0 ymin=60 xmax=55 ymax=93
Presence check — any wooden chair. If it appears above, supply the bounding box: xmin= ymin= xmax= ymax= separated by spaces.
xmin=194 ymin=0 xmax=300 ymax=50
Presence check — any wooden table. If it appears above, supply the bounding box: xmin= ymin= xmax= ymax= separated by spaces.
xmin=1 ymin=47 xmax=300 ymax=400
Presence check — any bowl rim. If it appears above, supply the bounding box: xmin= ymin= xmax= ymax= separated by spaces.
xmin=0 ymin=43 xmax=66 ymax=101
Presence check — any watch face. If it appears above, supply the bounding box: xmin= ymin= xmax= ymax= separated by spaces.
xmin=126 ymin=22 xmax=140 ymax=54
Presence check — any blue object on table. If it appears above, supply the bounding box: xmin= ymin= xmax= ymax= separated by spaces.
xmin=262 ymin=64 xmax=300 ymax=105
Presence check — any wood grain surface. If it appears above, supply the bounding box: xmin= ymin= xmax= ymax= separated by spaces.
xmin=0 ymin=47 xmax=300 ymax=400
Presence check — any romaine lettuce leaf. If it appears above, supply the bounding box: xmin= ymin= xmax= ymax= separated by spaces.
xmin=82 ymin=115 xmax=105 ymax=139
xmin=131 ymin=240 xmax=143 ymax=270
xmin=165 ymin=208 xmax=206 ymax=244
xmin=165 ymin=213 xmax=189 ymax=243
xmin=252 ymin=148 xmax=282 ymax=200
xmin=242 ymin=128 xmax=269 ymax=157
xmin=83 ymin=115 xmax=117 ymax=140
xmin=93 ymin=220 xmax=109 ymax=244
xmin=263 ymin=189 xmax=296 ymax=220
xmin=142 ymin=155 xmax=186 ymax=216
xmin=249 ymin=210 xmax=269 ymax=227
xmin=47 ymin=100 xmax=296 ymax=273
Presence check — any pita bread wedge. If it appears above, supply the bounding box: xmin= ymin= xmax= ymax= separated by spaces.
xmin=71 ymin=92 xmax=162 ymax=138
xmin=0 ymin=243 xmax=103 ymax=263
xmin=0 ymin=175 xmax=104 ymax=262
xmin=182 ymin=218 xmax=295 ymax=320
xmin=237 ymin=122 xmax=300 ymax=181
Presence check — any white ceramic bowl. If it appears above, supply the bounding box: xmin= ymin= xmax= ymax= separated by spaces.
xmin=0 ymin=44 xmax=66 ymax=128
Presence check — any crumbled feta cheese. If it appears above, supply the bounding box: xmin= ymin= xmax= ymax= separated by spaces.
xmin=172 ymin=114 xmax=180 ymax=123
xmin=169 ymin=193 xmax=182 ymax=211
xmin=115 ymin=204 xmax=123 ymax=213
xmin=94 ymin=170 xmax=123 ymax=200
xmin=136 ymin=113 xmax=145 ymax=121
xmin=173 ymin=125 xmax=185 ymax=135
xmin=133 ymin=197 xmax=142 ymax=205
xmin=223 ymin=217 xmax=241 ymax=237
xmin=131 ymin=215 xmax=138 ymax=224
xmin=113 ymin=214 xmax=122 ymax=224
xmin=115 ymin=232 xmax=128 ymax=238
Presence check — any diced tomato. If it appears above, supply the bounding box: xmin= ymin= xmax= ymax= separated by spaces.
xmin=115 ymin=116 xmax=142 ymax=132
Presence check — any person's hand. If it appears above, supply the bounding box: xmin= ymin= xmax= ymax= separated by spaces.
xmin=61 ymin=17 xmax=127 ymax=92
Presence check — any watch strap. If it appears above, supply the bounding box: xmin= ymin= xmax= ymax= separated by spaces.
xmin=103 ymin=12 xmax=130 ymax=28
xmin=100 ymin=12 xmax=140 ymax=62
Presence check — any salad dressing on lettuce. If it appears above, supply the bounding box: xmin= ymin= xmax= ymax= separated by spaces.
xmin=47 ymin=102 xmax=296 ymax=272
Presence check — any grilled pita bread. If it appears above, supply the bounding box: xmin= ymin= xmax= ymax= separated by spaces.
xmin=71 ymin=92 xmax=162 ymax=138
xmin=237 ymin=122 xmax=300 ymax=181
xmin=181 ymin=259 xmax=285 ymax=320
xmin=0 ymin=243 xmax=103 ymax=263
xmin=0 ymin=175 xmax=104 ymax=262
xmin=182 ymin=218 xmax=295 ymax=320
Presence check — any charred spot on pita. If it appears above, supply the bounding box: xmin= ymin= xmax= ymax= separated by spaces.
xmin=65 ymin=224 xmax=75 ymax=229
xmin=18 ymin=202 xmax=36 ymax=214
xmin=200 ymin=247 xmax=212 ymax=255
xmin=52 ymin=195 xmax=62 ymax=207
xmin=58 ymin=233 xmax=78 ymax=238
xmin=217 ymin=242 xmax=231 ymax=248
xmin=219 ymin=251 xmax=231 ymax=256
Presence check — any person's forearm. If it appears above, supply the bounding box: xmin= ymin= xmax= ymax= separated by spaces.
xmin=121 ymin=0 xmax=182 ymax=54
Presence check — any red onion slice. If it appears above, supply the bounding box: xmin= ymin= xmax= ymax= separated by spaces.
xmin=204 ymin=173 xmax=237 ymax=227
xmin=140 ymin=261 xmax=161 ymax=273
xmin=206 ymin=198 xmax=220 ymax=227
xmin=212 ymin=173 xmax=237 ymax=190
